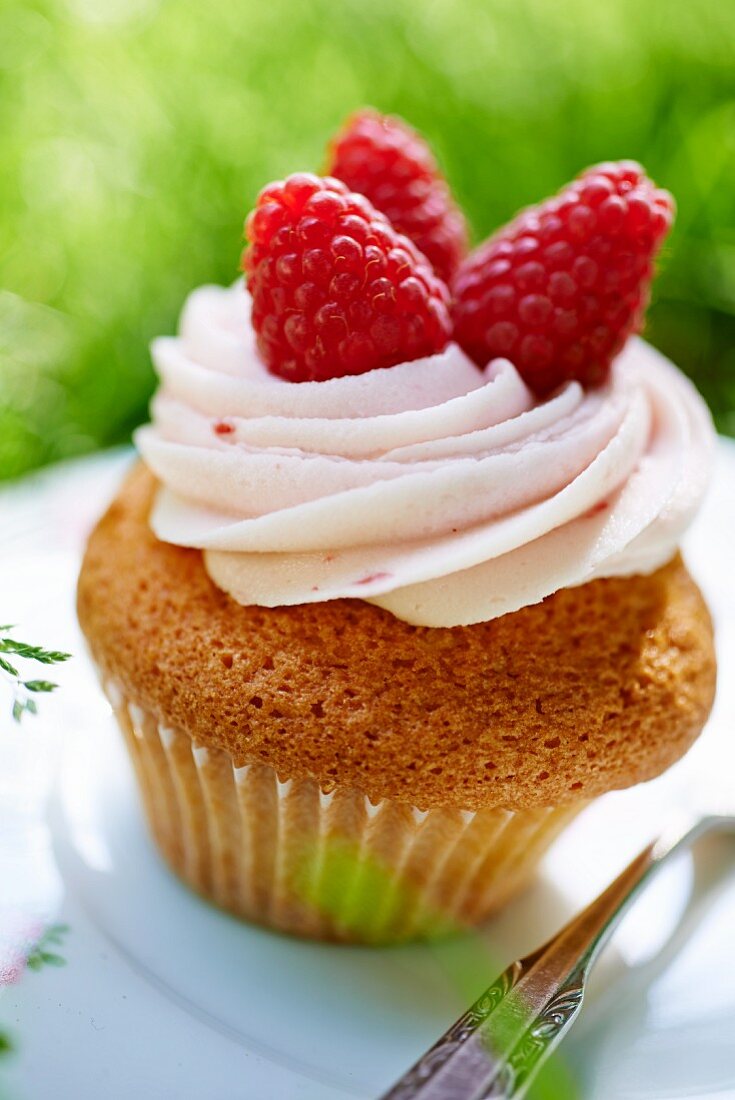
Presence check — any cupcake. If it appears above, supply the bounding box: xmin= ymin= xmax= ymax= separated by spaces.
xmin=77 ymin=114 xmax=717 ymax=944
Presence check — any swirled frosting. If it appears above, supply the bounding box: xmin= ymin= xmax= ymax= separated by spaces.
xmin=135 ymin=281 xmax=715 ymax=627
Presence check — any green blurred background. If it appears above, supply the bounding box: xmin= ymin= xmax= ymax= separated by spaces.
xmin=2 ymin=0 xmax=734 ymax=480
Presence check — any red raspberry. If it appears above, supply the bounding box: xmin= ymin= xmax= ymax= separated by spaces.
xmin=242 ymin=173 xmax=452 ymax=383
xmin=327 ymin=109 xmax=468 ymax=282
xmin=451 ymin=161 xmax=675 ymax=394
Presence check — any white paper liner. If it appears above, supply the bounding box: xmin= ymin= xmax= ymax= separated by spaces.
xmin=107 ymin=682 xmax=584 ymax=943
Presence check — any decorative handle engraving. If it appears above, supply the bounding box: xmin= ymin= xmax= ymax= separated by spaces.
xmin=477 ymin=974 xmax=586 ymax=1099
xmin=381 ymin=959 xmax=584 ymax=1100
xmin=383 ymin=961 xmax=523 ymax=1100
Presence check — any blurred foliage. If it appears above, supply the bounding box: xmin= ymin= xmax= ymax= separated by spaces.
xmin=1 ymin=0 xmax=735 ymax=479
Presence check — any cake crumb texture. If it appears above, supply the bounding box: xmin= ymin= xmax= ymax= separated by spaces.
xmin=77 ymin=464 xmax=716 ymax=812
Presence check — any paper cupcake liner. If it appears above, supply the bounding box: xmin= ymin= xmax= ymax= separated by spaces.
xmin=105 ymin=680 xmax=584 ymax=944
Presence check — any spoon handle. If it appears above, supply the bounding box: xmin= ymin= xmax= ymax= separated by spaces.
xmin=380 ymin=811 xmax=732 ymax=1100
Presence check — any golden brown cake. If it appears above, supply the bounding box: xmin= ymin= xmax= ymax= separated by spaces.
xmin=77 ymin=464 xmax=716 ymax=941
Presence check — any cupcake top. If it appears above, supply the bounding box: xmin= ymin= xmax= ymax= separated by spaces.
xmin=136 ymin=285 xmax=713 ymax=627
xmin=135 ymin=115 xmax=716 ymax=627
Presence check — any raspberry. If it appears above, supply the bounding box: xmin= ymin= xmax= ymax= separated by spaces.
xmin=451 ymin=161 xmax=675 ymax=394
xmin=327 ymin=109 xmax=468 ymax=282
xmin=242 ymin=173 xmax=452 ymax=383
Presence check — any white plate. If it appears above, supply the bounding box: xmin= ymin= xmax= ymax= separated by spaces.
xmin=1 ymin=445 xmax=734 ymax=1100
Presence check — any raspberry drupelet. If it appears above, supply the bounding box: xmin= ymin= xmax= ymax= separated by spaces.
xmin=328 ymin=109 xmax=468 ymax=282
xmin=451 ymin=161 xmax=675 ymax=394
xmin=243 ymin=173 xmax=452 ymax=383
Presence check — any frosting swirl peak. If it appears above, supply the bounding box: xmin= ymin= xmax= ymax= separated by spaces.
xmin=135 ymin=281 xmax=715 ymax=627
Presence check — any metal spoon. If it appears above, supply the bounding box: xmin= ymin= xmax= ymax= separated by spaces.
xmin=379 ymin=809 xmax=735 ymax=1100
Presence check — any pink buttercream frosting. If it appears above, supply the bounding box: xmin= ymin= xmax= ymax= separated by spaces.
xmin=135 ymin=281 xmax=715 ymax=627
